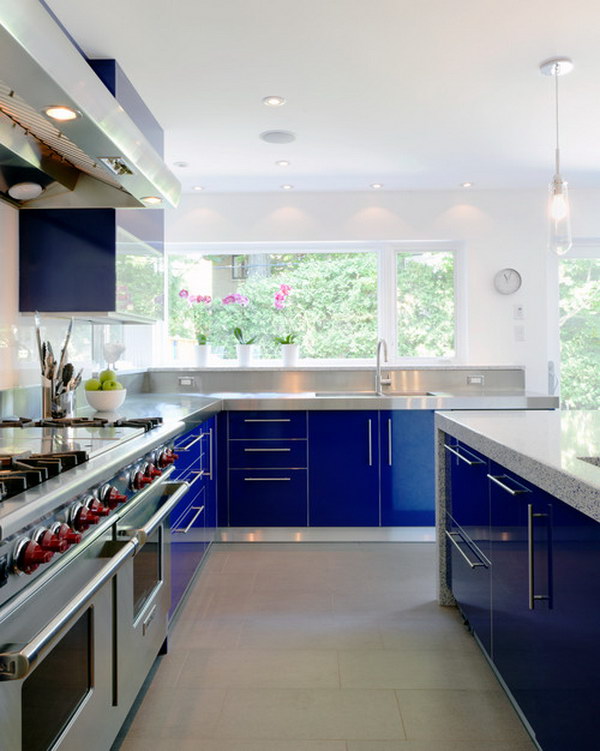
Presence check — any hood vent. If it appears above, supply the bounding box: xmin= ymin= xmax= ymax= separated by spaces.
xmin=0 ymin=1 xmax=180 ymax=209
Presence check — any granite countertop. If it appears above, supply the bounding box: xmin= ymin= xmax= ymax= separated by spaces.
xmin=436 ymin=409 xmax=600 ymax=521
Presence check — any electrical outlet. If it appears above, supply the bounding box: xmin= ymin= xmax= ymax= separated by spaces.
xmin=178 ymin=376 xmax=196 ymax=388
xmin=514 ymin=325 xmax=526 ymax=342
xmin=513 ymin=304 xmax=525 ymax=320
xmin=467 ymin=375 xmax=485 ymax=386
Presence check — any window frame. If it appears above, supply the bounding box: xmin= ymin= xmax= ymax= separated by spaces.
xmin=164 ymin=240 xmax=466 ymax=366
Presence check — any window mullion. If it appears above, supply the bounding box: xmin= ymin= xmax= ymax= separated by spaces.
xmin=378 ymin=247 xmax=397 ymax=360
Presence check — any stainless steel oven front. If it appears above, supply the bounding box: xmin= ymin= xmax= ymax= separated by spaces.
xmin=0 ymin=476 xmax=188 ymax=751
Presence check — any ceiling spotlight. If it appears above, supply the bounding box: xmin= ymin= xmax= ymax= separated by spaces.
xmin=260 ymin=130 xmax=296 ymax=144
xmin=173 ymin=161 xmax=188 ymax=168
xmin=193 ymin=185 xmax=204 ymax=191
xmin=263 ymin=95 xmax=286 ymax=107
xmin=276 ymin=160 xmax=290 ymax=167
xmin=281 ymin=184 xmax=294 ymax=190
xmin=370 ymin=183 xmax=383 ymax=189
xmin=141 ymin=195 xmax=162 ymax=205
xmin=8 ymin=182 xmax=43 ymax=200
xmin=460 ymin=182 xmax=473 ymax=188
xmin=43 ymin=105 xmax=80 ymax=122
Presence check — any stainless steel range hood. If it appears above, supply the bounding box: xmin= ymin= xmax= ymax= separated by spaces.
xmin=0 ymin=0 xmax=180 ymax=209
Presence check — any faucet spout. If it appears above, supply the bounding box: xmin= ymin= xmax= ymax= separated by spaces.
xmin=375 ymin=338 xmax=391 ymax=395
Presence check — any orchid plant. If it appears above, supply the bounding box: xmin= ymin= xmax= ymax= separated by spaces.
xmin=272 ymin=284 xmax=297 ymax=345
xmin=178 ymin=289 xmax=212 ymax=344
xmin=222 ymin=293 xmax=256 ymax=345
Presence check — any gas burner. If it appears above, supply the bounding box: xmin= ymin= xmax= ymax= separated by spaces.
xmin=112 ymin=417 xmax=163 ymax=432
xmin=34 ymin=417 xmax=110 ymax=428
xmin=0 ymin=450 xmax=88 ymax=500
xmin=0 ymin=417 xmax=34 ymax=428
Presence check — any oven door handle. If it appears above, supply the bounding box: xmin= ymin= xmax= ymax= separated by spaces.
xmin=134 ymin=481 xmax=190 ymax=546
xmin=0 ymin=539 xmax=138 ymax=682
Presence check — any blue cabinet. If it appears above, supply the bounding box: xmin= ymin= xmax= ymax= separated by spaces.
xmin=380 ymin=410 xmax=435 ymax=526
xmin=308 ymin=411 xmax=379 ymax=526
xmin=227 ymin=411 xmax=308 ymax=527
xmin=445 ymin=441 xmax=491 ymax=654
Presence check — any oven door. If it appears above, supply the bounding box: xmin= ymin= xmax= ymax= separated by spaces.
xmin=115 ymin=480 xmax=188 ymax=712
xmin=0 ymin=537 xmax=137 ymax=751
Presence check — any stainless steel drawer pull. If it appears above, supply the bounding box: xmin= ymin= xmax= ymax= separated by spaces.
xmin=444 ymin=444 xmax=484 ymax=465
xmin=244 ymin=477 xmax=291 ymax=481
xmin=142 ymin=604 xmax=157 ymax=636
xmin=527 ymin=503 xmax=553 ymax=610
xmin=175 ymin=435 xmax=202 ymax=452
xmin=244 ymin=447 xmax=291 ymax=452
xmin=487 ymin=474 xmax=531 ymax=495
xmin=185 ymin=470 xmax=206 ymax=489
xmin=244 ymin=418 xmax=292 ymax=423
xmin=445 ymin=530 xmax=487 ymax=569
xmin=206 ymin=427 xmax=213 ymax=480
xmin=173 ymin=505 xmax=205 ymax=534
xmin=368 ymin=419 xmax=373 ymax=466
xmin=387 ymin=418 xmax=393 ymax=466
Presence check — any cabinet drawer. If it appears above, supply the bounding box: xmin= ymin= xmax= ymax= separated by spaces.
xmin=229 ymin=440 xmax=307 ymax=468
xmin=229 ymin=411 xmax=307 ymax=439
xmin=229 ymin=469 xmax=307 ymax=526
xmin=171 ymin=485 xmax=206 ymax=532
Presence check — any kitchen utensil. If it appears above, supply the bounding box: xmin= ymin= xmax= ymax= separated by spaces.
xmin=34 ymin=312 xmax=43 ymax=372
xmin=56 ymin=318 xmax=74 ymax=378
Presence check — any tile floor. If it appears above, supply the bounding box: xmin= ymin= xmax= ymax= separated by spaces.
xmin=117 ymin=542 xmax=537 ymax=751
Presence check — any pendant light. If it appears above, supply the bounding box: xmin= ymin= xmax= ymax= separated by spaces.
xmin=540 ymin=57 xmax=574 ymax=256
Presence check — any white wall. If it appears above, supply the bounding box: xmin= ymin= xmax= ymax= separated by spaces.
xmin=167 ymin=187 xmax=600 ymax=392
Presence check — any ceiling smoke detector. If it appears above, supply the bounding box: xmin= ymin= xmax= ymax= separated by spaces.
xmin=260 ymin=130 xmax=296 ymax=144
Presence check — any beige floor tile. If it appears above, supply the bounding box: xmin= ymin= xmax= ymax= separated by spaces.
xmin=239 ymin=613 xmax=384 ymax=650
xmin=215 ymin=688 xmax=406 ymax=740
xmin=347 ymin=741 xmax=536 ymax=751
xmin=169 ymin=614 xmax=244 ymax=650
xmin=176 ymin=647 xmax=340 ymax=688
xmin=395 ymin=689 xmax=532 ymax=741
xmin=183 ymin=741 xmax=347 ymax=751
xmin=244 ymin=589 xmax=334 ymax=616
xmin=339 ymin=648 xmax=498 ymax=690
xmin=378 ymin=610 xmax=475 ymax=652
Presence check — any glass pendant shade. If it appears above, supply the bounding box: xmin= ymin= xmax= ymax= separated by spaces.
xmin=548 ymin=174 xmax=572 ymax=255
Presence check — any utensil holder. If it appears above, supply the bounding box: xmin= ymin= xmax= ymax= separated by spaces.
xmin=42 ymin=378 xmax=75 ymax=419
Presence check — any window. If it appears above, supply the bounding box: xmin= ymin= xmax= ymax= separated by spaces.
xmin=559 ymin=253 xmax=600 ymax=409
xmin=167 ymin=244 xmax=459 ymax=363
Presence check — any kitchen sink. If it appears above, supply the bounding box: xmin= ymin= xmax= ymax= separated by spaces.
xmin=315 ymin=391 xmax=434 ymax=397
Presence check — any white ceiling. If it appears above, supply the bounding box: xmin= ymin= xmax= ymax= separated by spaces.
xmin=46 ymin=0 xmax=600 ymax=194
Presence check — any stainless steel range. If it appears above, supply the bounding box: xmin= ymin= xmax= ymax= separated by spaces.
xmin=0 ymin=416 xmax=189 ymax=751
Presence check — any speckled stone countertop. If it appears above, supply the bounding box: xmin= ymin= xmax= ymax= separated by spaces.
xmin=436 ymin=409 xmax=600 ymax=522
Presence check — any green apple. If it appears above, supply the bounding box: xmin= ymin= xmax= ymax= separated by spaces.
xmin=99 ymin=369 xmax=117 ymax=383
xmin=84 ymin=378 xmax=102 ymax=391
xmin=101 ymin=379 xmax=121 ymax=391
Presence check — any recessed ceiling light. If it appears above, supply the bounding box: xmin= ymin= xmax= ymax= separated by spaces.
xmin=141 ymin=195 xmax=162 ymax=205
xmin=275 ymin=160 xmax=290 ymax=167
xmin=260 ymin=130 xmax=296 ymax=144
xmin=281 ymin=184 xmax=294 ymax=190
xmin=173 ymin=161 xmax=188 ymax=168
xmin=193 ymin=185 xmax=204 ymax=191
xmin=460 ymin=181 xmax=473 ymax=188
xmin=263 ymin=95 xmax=286 ymax=107
xmin=43 ymin=105 xmax=80 ymax=122
xmin=370 ymin=183 xmax=383 ymax=189
xmin=8 ymin=182 xmax=43 ymax=200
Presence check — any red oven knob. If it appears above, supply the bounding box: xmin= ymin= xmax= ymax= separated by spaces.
xmin=16 ymin=540 xmax=53 ymax=574
xmin=101 ymin=485 xmax=128 ymax=509
xmin=132 ymin=471 xmax=153 ymax=490
xmin=35 ymin=529 xmax=69 ymax=553
xmin=86 ymin=498 xmax=111 ymax=517
xmin=158 ymin=449 xmax=177 ymax=467
xmin=72 ymin=506 xmax=100 ymax=532
xmin=52 ymin=523 xmax=82 ymax=546
xmin=145 ymin=463 xmax=162 ymax=478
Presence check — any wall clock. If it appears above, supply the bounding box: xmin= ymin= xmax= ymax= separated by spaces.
xmin=493 ymin=268 xmax=522 ymax=295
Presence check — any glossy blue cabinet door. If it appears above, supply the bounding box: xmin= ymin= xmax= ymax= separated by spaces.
xmin=380 ymin=410 xmax=435 ymax=525
xmin=202 ymin=416 xmax=218 ymax=533
xmin=229 ymin=469 xmax=308 ymax=526
xmin=489 ymin=461 xmax=600 ymax=751
xmin=308 ymin=411 xmax=379 ymax=526
xmin=445 ymin=441 xmax=491 ymax=654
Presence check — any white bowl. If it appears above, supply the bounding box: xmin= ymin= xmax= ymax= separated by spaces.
xmin=85 ymin=388 xmax=127 ymax=412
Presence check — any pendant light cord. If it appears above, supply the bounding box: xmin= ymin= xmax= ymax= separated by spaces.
xmin=555 ymin=63 xmax=561 ymax=176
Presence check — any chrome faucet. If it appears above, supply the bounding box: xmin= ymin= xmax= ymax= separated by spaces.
xmin=375 ymin=338 xmax=391 ymax=395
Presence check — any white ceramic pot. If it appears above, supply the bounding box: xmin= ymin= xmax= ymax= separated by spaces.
xmin=236 ymin=343 xmax=253 ymax=367
xmin=195 ymin=344 xmax=208 ymax=367
xmin=281 ymin=343 xmax=299 ymax=367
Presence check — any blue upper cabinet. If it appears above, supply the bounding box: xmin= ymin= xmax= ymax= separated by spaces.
xmin=308 ymin=411 xmax=380 ymax=526
xmin=380 ymin=410 xmax=435 ymax=526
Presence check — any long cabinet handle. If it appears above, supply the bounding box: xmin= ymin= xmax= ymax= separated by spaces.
xmin=487 ymin=474 xmax=531 ymax=495
xmin=445 ymin=530 xmax=487 ymax=569
xmin=387 ymin=418 xmax=392 ymax=466
xmin=185 ymin=470 xmax=206 ymax=489
xmin=368 ymin=419 xmax=373 ymax=466
xmin=135 ymin=482 xmax=190 ymax=544
xmin=527 ymin=503 xmax=553 ymax=610
xmin=173 ymin=504 xmax=205 ymax=534
xmin=206 ymin=427 xmax=213 ymax=480
xmin=244 ymin=447 xmax=291 ymax=452
xmin=444 ymin=444 xmax=484 ymax=466
xmin=244 ymin=477 xmax=291 ymax=482
xmin=174 ymin=435 xmax=202 ymax=452
xmin=244 ymin=418 xmax=291 ymax=423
